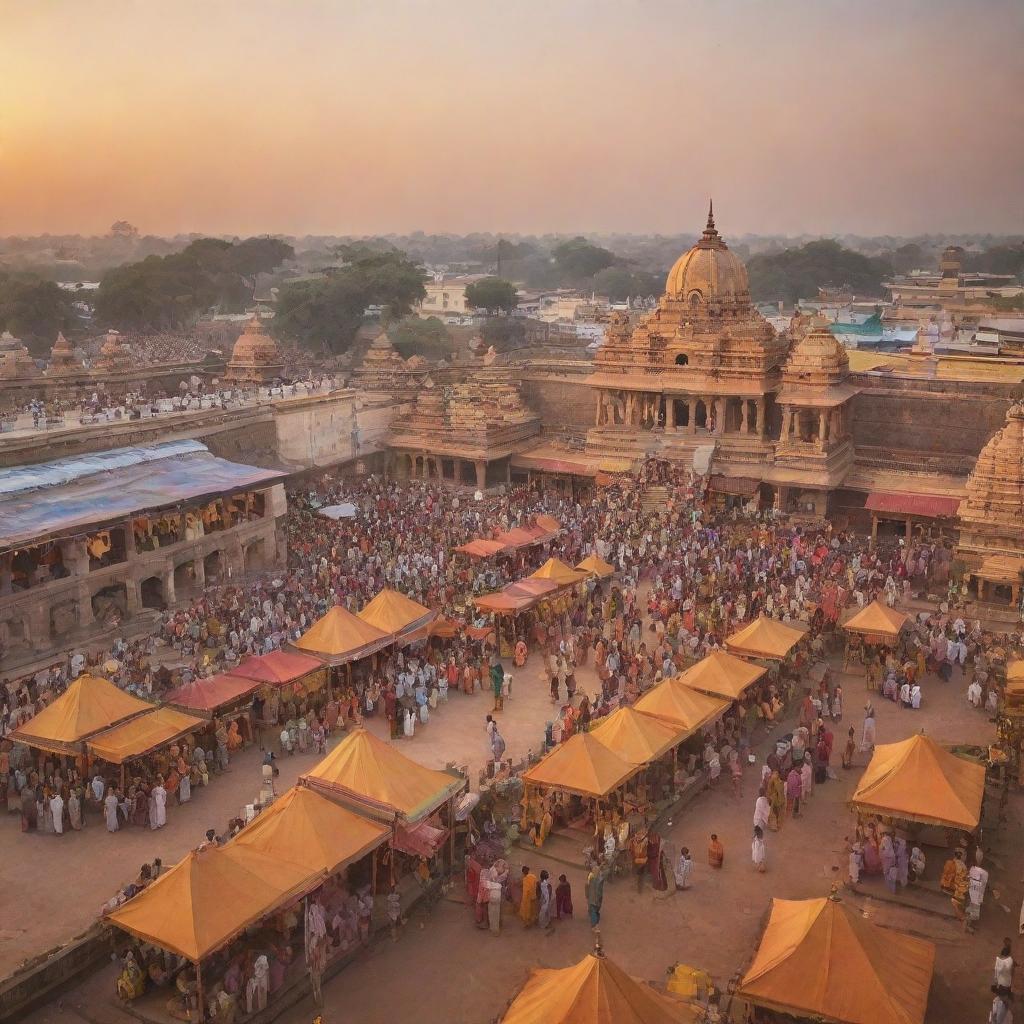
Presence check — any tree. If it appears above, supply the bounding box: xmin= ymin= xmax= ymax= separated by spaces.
xmin=465 ymin=276 xmax=518 ymax=314
xmin=94 ymin=236 xmax=294 ymax=331
xmin=273 ymin=250 xmax=426 ymax=352
xmin=109 ymin=221 xmax=139 ymax=240
xmin=389 ymin=316 xmax=451 ymax=359
xmin=590 ymin=266 xmax=664 ymax=302
xmin=552 ymin=237 xmax=616 ymax=281
xmin=0 ymin=272 xmax=76 ymax=352
xmin=480 ymin=315 xmax=526 ymax=351
xmin=745 ymin=240 xmax=892 ymax=304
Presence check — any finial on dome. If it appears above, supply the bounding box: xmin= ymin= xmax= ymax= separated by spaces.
xmin=707 ymin=198 xmax=715 ymax=231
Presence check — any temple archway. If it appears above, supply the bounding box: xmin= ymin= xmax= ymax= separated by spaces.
xmin=695 ymin=400 xmax=708 ymax=429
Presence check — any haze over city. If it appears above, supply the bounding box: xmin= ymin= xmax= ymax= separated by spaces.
xmin=3 ymin=0 xmax=1023 ymax=237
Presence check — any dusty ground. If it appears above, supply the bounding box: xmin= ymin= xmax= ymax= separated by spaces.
xmin=15 ymin=627 xmax=1024 ymax=1024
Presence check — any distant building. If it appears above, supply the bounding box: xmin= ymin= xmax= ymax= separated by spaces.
xmin=418 ymin=275 xmax=487 ymax=318
xmin=885 ymin=245 xmax=1022 ymax=309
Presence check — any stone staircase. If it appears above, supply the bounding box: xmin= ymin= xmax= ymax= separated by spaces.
xmin=583 ymin=426 xmax=660 ymax=464
xmin=641 ymin=485 xmax=669 ymax=514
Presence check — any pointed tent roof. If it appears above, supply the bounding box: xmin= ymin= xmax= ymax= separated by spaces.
xmin=500 ymin=953 xmax=700 ymax=1024
xmin=228 ymin=650 xmax=324 ymax=686
xmin=634 ymin=678 xmax=729 ymax=733
xmin=357 ymin=587 xmax=436 ymax=639
xmin=843 ymin=601 xmax=910 ymax=639
xmin=1007 ymin=659 xmax=1024 ymax=683
xmin=107 ymin=843 xmax=322 ymax=963
xmin=725 ymin=616 xmax=804 ymax=660
xmin=575 ymin=553 xmax=616 ymax=579
xmin=851 ymin=732 xmax=985 ymax=830
xmin=530 ymin=557 xmax=588 ymax=587
xmin=589 ymin=707 xmax=687 ymax=765
xmin=301 ymin=727 xmax=463 ymax=823
xmin=234 ymin=786 xmax=388 ymax=876
xmin=676 ymin=650 xmax=766 ymax=700
xmin=738 ymin=896 xmax=935 ymax=1024
xmin=293 ymin=605 xmax=392 ymax=665
xmin=87 ymin=707 xmax=205 ymax=764
xmin=11 ymin=673 xmax=152 ymax=754
xmin=521 ymin=732 xmax=639 ymax=798
xmin=165 ymin=672 xmax=261 ymax=714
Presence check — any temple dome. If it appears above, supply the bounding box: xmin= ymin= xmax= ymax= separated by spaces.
xmin=959 ymin=401 xmax=1024 ymax=528
xmin=665 ymin=202 xmax=750 ymax=305
xmin=784 ymin=318 xmax=849 ymax=386
xmin=225 ymin=315 xmax=284 ymax=383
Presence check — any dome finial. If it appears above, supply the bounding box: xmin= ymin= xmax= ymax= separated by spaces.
xmin=707 ymin=197 xmax=715 ymax=231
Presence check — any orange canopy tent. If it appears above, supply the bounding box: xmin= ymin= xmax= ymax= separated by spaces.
xmin=530 ymin=557 xmax=587 ymax=587
xmin=293 ymin=605 xmax=392 ymax=665
xmin=725 ymin=616 xmax=805 ymax=660
xmin=301 ymin=727 xmax=463 ymax=823
xmin=475 ymin=591 xmax=533 ymax=613
xmin=738 ymin=896 xmax=935 ymax=1024
xmin=357 ymin=588 xmax=436 ymax=643
xmin=455 ymin=539 xmax=509 ymax=558
xmin=234 ymin=786 xmax=389 ymax=875
xmin=675 ymin=650 xmax=766 ymax=701
xmin=228 ymin=650 xmax=324 ymax=687
xmin=165 ymin=673 xmax=261 ymax=715
xmin=575 ymin=553 xmax=616 ymax=579
xmin=10 ymin=673 xmax=152 ymax=755
xmin=634 ymin=679 xmax=729 ymax=734
xmin=427 ymin=616 xmax=460 ymax=639
xmin=107 ymin=843 xmax=322 ymax=962
xmin=1007 ymin=660 xmax=1024 ymax=683
xmin=500 ymin=953 xmax=700 ymax=1024
xmin=589 ymin=707 xmax=687 ymax=765
xmin=521 ymin=732 xmax=639 ymax=799
xmin=843 ymin=601 xmax=910 ymax=641
xmin=850 ymin=732 xmax=985 ymax=831
xmin=87 ymin=707 xmax=205 ymax=764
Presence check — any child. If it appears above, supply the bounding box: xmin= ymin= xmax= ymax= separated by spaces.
xmin=752 ymin=825 xmax=767 ymax=873
xmin=555 ymin=874 xmax=573 ymax=919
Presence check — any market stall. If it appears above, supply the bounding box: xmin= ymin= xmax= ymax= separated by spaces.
xmin=499 ymin=951 xmax=700 ymax=1024
xmin=674 ymin=650 xmax=766 ymax=702
xmin=724 ymin=616 xmax=805 ymax=661
xmin=842 ymin=601 xmax=911 ymax=670
xmin=575 ymin=552 xmax=617 ymax=579
xmin=357 ymin=587 xmax=437 ymax=646
xmin=292 ymin=605 xmax=393 ymax=666
xmin=10 ymin=672 xmax=152 ymax=758
xmin=529 ymin=557 xmax=587 ymax=587
xmin=850 ymin=733 xmax=985 ymax=840
xmin=737 ymin=894 xmax=935 ymax=1024
xmin=164 ymin=672 xmax=261 ymax=743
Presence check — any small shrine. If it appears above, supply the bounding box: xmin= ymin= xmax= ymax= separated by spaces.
xmin=225 ymin=315 xmax=284 ymax=384
xmin=957 ymin=401 xmax=1024 ymax=604
xmin=46 ymin=331 xmax=81 ymax=374
xmin=349 ymin=330 xmax=428 ymax=392
xmin=388 ymin=373 xmax=540 ymax=489
xmin=0 ymin=331 xmax=41 ymax=378
xmin=95 ymin=329 xmax=133 ymax=371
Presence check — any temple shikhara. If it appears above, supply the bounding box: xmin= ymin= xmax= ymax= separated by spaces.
xmin=225 ymin=315 xmax=285 ymax=384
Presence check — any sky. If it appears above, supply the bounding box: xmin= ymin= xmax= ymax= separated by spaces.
xmin=2 ymin=0 xmax=1023 ymax=238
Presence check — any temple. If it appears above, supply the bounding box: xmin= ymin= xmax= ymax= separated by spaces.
xmin=957 ymin=401 xmax=1024 ymax=604
xmin=349 ymin=330 xmax=430 ymax=395
xmin=95 ymin=329 xmax=133 ymax=371
xmin=0 ymin=332 xmax=40 ymax=379
xmin=388 ymin=373 xmax=540 ymax=489
xmin=225 ymin=315 xmax=285 ymax=384
xmin=45 ymin=332 xmax=81 ymax=374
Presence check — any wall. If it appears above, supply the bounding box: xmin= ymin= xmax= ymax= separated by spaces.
xmin=517 ymin=363 xmax=595 ymax=435
xmin=850 ymin=373 xmax=1015 ymax=459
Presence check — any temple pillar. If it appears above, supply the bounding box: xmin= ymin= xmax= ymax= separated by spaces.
xmin=818 ymin=410 xmax=828 ymax=450
xmin=193 ymin=558 xmax=206 ymax=588
xmin=76 ymin=581 xmax=95 ymax=628
xmin=595 ymin=391 xmax=603 ymax=426
xmin=740 ymin=400 xmax=748 ymax=434
xmin=781 ymin=407 xmax=793 ymax=440
xmin=756 ymin=397 xmax=765 ymax=436
xmin=666 ymin=397 xmax=676 ymax=430
xmin=126 ymin=578 xmax=142 ymax=616
xmin=163 ymin=569 xmax=176 ymax=606
xmin=625 ymin=392 xmax=636 ymax=425
xmin=475 ymin=460 xmax=486 ymax=491
xmin=687 ymin=401 xmax=696 ymax=435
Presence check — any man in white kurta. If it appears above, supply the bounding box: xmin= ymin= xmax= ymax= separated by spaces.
xmin=150 ymin=783 xmax=167 ymax=829
xmin=50 ymin=792 xmax=64 ymax=834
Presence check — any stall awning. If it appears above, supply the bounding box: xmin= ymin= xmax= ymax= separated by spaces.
xmin=11 ymin=674 xmax=152 ymax=754
xmin=529 ymin=557 xmax=587 ymax=587
xmin=455 ymin=539 xmax=509 ymax=558
xmin=634 ymin=679 xmax=729 ymax=734
xmin=675 ymin=650 xmax=766 ymax=700
xmin=234 ymin=786 xmax=388 ymax=876
xmin=301 ymin=727 xmax=463 ymax=823
xmin=393 ymin=820 xmax=450 ymax=858
xmin=293 ymin=605 xmax=393 ymax=665
xmin=738 ymin=897 xmax=934 ymax=1024
xmin=865 ymin=492 xmax=961 ymax=518
xmin=521 ymin=732 xmax=639 ymax=799
xmin=588 ymin=707 xmax=687 ymax=765
xmin=87 ymin=707 xmax=206 ymax=764
xmin=851 ymin=733 xmax=985 ymax=830
xmin=725 ymin=616 xmax=805 ymax=660
xmin=843 ymin=601 xmax=910 ymax=639
xmin=165 ymin=673 xmax=261 ymax=714
xmin=107 ymin=844 xmax=323 ymax=963
xmin=575 ymin=553 xmax=616 ymax=579
xmin=357 ymin=588 xmax=436 ymax=641
xmin=229 ymin=650 xmax=325 ymax=687
xmin=709 ymin=475 xmax=760 ymax=496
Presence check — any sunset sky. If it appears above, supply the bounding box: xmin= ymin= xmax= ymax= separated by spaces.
xmin=2 ymin=0 xmax=1022 ymax=238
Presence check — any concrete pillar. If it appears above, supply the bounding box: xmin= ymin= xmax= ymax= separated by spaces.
xmin=194 ymin=557 xmax=206 ymax=588
xmin=163 ymin=569 xmax=176 ymax=606
xmin=126 ymin=578 xmax=142 ymax=615
xmin=0 ymin=553 xmax=13 ymax=596
xmin=870 ymin=514 xmax=878 ymax=549
xmin=475 ymin=460 xmax=486 ymax=491
xmin=28 ymin=602 xmax=50 ymax=652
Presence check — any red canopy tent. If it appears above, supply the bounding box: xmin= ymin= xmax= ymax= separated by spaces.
xmin=165 ymin=673 xmax=261 ymax=715
xmin=228 ymin=651 xmax=325 ymax=687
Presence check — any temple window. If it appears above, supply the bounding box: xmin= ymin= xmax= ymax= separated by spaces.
xmin=675 ymin=354 xmax=689 ymax=367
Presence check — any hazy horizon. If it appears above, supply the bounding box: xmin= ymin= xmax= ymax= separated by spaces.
xmin=3 ymin=1 xmax=1022 ymax=238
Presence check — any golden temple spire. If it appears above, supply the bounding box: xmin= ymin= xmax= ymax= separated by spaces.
xmin=707 ymin=197 xmax=715 ymax=231
xmin=700 ymin=197 xmax=722 ymax=246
